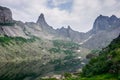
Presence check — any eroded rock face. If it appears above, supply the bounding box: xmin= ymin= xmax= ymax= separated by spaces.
xmin=92 ymin=15 xmax=120 ymax=33
xmin=0 ymin=6 xmax=13 ymax=24
xmin=82 ymin=15 xmax=120 ymax=49
xmin=36 ymin=13 xmax=56 ymax=34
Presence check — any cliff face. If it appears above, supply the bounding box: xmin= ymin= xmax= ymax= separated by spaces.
xmin=82 ymin=15 xmax=120 ymax=49
xmin=0 ymin=6 xmax=13 ymax=24
xmin=0 ymin=6 xmax=25 ymax=37
xmin=36 ymin=13 xmax=56 ymax=35
xmin=92 ymin=15 xmax=120 ymax=33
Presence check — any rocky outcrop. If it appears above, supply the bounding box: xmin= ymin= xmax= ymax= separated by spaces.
xmin=56 ymin=26 xmax=87 ymax=42
xmin=0 ymin=6 xmax=13 ymax=24
xmin=82 ymin=15 xmax=120 ymax=49
xmin=56 ymin=27 xmax=70 ymax=38
xmin=0 ymin=6 xmax=28 ymax=37
xmin=36 ymin=13 xmax=56 ymax=34
xmin=37 ymin=13 xmax=47 ymax=26
xmin=91 ymin=15 xmax=120 ymax=33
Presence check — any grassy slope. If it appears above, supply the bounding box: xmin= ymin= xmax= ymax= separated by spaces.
xmin=82 ymin=35 xmax=120 ymax=78
xmin=0 ymin=36 xmax=88 ymax=80
xmin=63 ymin=35 xmax=120 ymax=80
xmin=43 ymin=35 xmax=120 ymax=80
xmin=63 ymin=74 xmax=118 ymax=80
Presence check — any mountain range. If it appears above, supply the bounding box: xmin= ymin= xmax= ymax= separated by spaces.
xmin=0 ymin=5 xmax=120 ymax=80
xmin=0 ymin=6 xmax=120 ymax=50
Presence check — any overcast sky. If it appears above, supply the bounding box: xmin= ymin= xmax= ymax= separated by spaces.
xmin=0 ymin=0 xmax=120 ymax=32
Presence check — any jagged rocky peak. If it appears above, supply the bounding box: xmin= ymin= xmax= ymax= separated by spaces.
xmin=37 ymin=13 xmax=47 ymax=25
xmin=59 ymin=25 xmax=72 ymax=30
xmin=67 ymin=25 xmax=72 ymax=30
xmin=95 ymin=14 xmax=109 ymax=21
xmin=97 ymin=14 xmax=118 ymax=21
xmin=110 ymin=15 xmax=117 ymax=19
xmin=92 ymin=14 xmax=120 ymax=32
xmin=36 ymin=13 xmax=52 ymax=28
xmin=109 ymin=15 xmax=118 ymax=22
xmin=0 ymin=6 xmax=13 ymax=24
xmin=93 ymin=15 xmax=109 ymax=31
xmin=36 ymin=13 xmax=56 ymax=34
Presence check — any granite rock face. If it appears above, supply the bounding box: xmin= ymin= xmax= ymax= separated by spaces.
xmin=92 ymin=15 xmax=120 ymax=33
xmin=0 ymin=6 xmax=13 ymax=24
xmin=0 ymin=6 xmax=27 ymax=37
xmin=82 ymin=15 xmax=120 ymax=49
xmin=36 ymin=13 xmax=56 ymax=35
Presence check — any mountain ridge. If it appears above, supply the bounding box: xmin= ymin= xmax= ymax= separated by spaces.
xmin=0 ymin=6 xmax=120 ymax=50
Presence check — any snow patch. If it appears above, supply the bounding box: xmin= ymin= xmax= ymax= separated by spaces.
xmin=79 ymin=35 xmax=93 ymax=45
xmin=77 ymin=50 xmax=81 ymax=52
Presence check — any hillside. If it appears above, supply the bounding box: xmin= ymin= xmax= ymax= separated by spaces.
xmin=0 ymin=35 xmax=90 ymax=80
xmin=82 ymin=34 xmax=120 ymax=79
xmin=51 ymin=34 xmax=120 ymax=80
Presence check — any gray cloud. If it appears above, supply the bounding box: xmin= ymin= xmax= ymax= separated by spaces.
xmin=0 ymin=0 xmax=120 ymax=32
